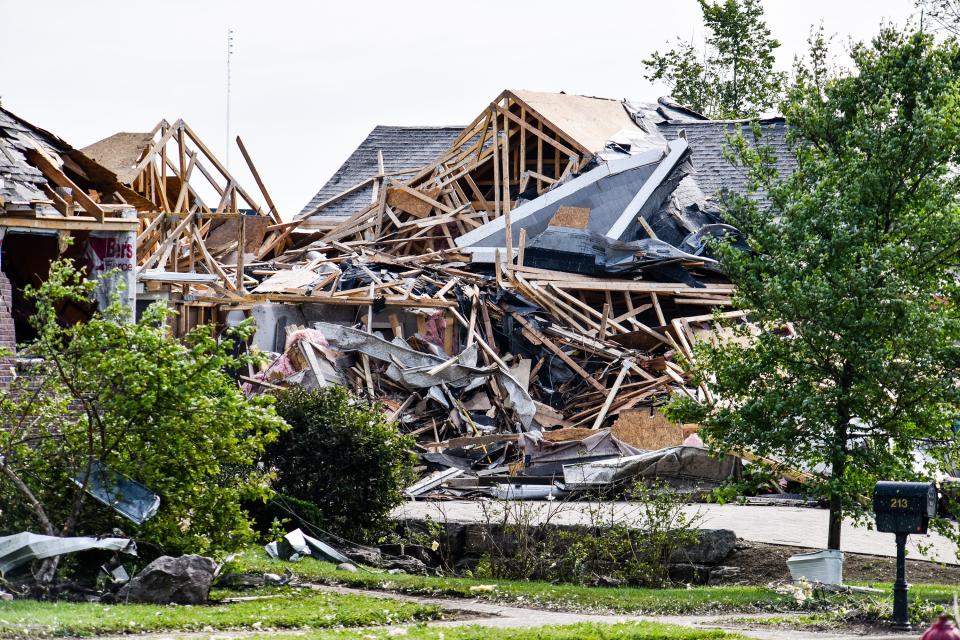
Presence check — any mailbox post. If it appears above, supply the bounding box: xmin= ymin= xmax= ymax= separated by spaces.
xmin=872 ymin=481 xmax=938 ymax=631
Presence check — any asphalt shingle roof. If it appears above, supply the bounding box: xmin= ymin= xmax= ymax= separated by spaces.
xmin=655 ymin=118 xmax=796 ymax=206
xmin=0 ymin=108 xmax=55 ymax=206
xmin=296 ymin=125 xmax=465 ymax=222
xmin=299 ymin=106 xmax=796 ymax=227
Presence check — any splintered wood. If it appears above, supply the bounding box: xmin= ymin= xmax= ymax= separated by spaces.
xmin=128 ymin=91 xmax=752 ymax=470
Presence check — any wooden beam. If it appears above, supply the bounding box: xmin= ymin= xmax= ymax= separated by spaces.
xmin=501 ymin=132 xmax=513 ymax=272
xmin=140 ymin=212 xmax=195 ymax=271
xmin=592 ymin=359 xmax=632 ymax=429
xmin=236 ymin=214 xmax=246 ymax=294
xmin=492 ymin=102 xmax=581 ymax=161
xmin=23 ymin=145 xmax=105 ymax=221
xmin=0 ymin=216 xmax=137 ymax=232
xmin=182 ymin=122 xmax=264 ymax=215
xmin=236 ymin=135 xmax=282 ymax=224
xmin=39 ymin=184 xmax=70 ymax=216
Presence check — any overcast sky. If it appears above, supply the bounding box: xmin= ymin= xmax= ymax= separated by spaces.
xmin=1 ymin=0 xmax=917 ymax=220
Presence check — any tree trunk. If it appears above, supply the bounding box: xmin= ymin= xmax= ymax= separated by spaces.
xmin=827 ymin=457 xmax=844 ymax=550
xmin=828 ymin=364 xmax=852 ymax=550
xmin=35 ymin=556 xmax=60 ymax=584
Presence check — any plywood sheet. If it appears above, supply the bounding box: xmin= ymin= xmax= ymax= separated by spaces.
xmin=542 ymin=427 xmax=596 ymax=442
xmin=549 ymin=205 xmax=591 ymax=229
xmin=252 ymin=269 xmax=322 ymax=294
xmin=205 ymin=216 xmax=270 ymax=256
xmin=387 ymin=186 xmax=441 ymax=217
xmin=511 ymin=89 xmax=642 ymax=155
xmin=612 ymin=408 xmax=683 ymax=450
xmin=80 ymin=132 xmax=154 ymax=184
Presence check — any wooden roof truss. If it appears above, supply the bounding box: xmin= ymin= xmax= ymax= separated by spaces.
xmin=130 ymin=119 xmax=291 ymax=293
xmin=319 ymin=90 xmax=595 ymax=256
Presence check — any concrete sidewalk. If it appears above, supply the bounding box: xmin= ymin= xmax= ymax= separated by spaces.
xmin=393 ymin=500 xmax=959 ymax=565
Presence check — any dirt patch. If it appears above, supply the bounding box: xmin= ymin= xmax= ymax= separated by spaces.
xmin=716 ymin=539 xmax=960 ymax=585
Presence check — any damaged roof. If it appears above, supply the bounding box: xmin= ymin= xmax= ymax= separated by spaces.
xmin=0 ymin=107 xmax=67 ymax=208
xmin=510 ymin=90 xmax=646 ymax=156
xmin=296 ymin=125 xmax=465 ymax=224
xmin=82 ymin=132 xmax=154 ymax=185
xmin=297 ymin=93 xmax=793 ymax=233
xmin=0 ymin=105 xmax=160 ymax=218
xmin=656 ymin=118 xmax=795 ymax=206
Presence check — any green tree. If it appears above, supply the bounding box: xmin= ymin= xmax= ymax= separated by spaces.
xmin=266 ymin=386 xmax=416 ymax=542
xmin=644 ymin=0 xmax=785 ymax=119
xmin=668 ymin=28 xmax=960 ymax=550
xmin=0 ymin=259 xmax=287 ymax=579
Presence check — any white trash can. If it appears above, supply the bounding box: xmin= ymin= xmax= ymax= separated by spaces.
xmin=786 ymin=549 xmax=844 ymax=585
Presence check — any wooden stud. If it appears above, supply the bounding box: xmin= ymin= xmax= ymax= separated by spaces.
xmin=517 ymin=228 xmax=526 ymax=267
xmin=592 ymin=359 xmax=632 ymax=429
xmin=501 ymin=132 xmax=513 ymax=273
xmin=651 ymin=292 xmax=667 ymax=326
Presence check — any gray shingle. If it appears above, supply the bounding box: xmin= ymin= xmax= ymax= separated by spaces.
xmin=655 ymin=118 xmax=796 ymax=206
xmin=296 ymin=125 xmax=465 ymax=222
xmin=298 ymin=111 xmax=796 ymax=226
xmin=0 ymin=108 xmax=50 ymax=205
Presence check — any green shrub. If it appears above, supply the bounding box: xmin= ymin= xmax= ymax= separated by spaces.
xmin=0 ymin=259 xmax=286 ymax=573
xmin=266 ymin=386 xmax=416 ymax=542
xmin=244 ymin=493 xmax=328 ymax=541
xmin=477 ymin=482 xmax=702 ymax=587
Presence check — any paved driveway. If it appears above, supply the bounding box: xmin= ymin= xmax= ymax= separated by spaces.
xmin=393 ymin=500 xmax=959 ymax=565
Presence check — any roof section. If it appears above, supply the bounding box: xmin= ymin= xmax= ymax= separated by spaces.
xmin=0 ymin=108 xmax=50 ymax=205
xmin=0 ymin=106 xmax=126 ymax=209
xmin=655 ymin=118 xmax=795 ymax=205
xmin=82 ymin=132 xmax=153 ymax=184
xmin=296 ymin=125 xmax=464 ymax=224
xmin=510 ymin=90 xmax=642 ymax=155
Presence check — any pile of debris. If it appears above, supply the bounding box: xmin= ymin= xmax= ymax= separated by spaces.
xmin=237 ymin=90 xmax=796 ymax=497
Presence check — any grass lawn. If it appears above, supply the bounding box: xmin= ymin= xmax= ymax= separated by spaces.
xmin=246 ymin=621 xmax=747 ymax=640
xmin=856 ymin=582 xmax=959 ymax=603
xmin=5 ymin=546 xmax=955 ymax=639
xmin=714 ymin=582 xmax=959 ymax=630
xmin=0 ymin=586 xmax=440 ymax=639
xmin=229 ymin=548 xmax=798 ymax=615
xmin=228 ymin=548 xmax=960 ymax=617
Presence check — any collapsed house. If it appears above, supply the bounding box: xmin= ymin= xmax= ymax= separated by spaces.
xmin=0 ymin=90 xmax=797 ymax=497
xmin=242 ymin=90 xmax=796 ymax=497
xmin=0 ymin=108 xmax=289 ymax=357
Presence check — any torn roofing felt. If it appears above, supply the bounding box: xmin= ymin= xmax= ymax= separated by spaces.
xmin=296 ymin=125 xmax=465 ymax=226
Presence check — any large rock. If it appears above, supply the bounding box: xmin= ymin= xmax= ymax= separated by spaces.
xmin=342 ymin=545 xmax=384 ymax=567
xmin=668 ymin=562 xmax=712 ymax=585
xmin=118 ymin=555 xmax=216 ymax=604
xmin=671 ymin=529 xmax=736 ymax=565
xmin=383 ymin=555 xmax=432 ymax=575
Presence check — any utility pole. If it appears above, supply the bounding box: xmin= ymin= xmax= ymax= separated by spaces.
xmin=226 ymin=28 xmax=234 ymax=169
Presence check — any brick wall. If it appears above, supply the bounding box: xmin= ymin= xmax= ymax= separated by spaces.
xmin=0 ymin=270 xmax=16 ymax=388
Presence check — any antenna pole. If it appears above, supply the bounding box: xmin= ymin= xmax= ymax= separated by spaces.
xmin=226 ymin=28 xmax=234 ymax=169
